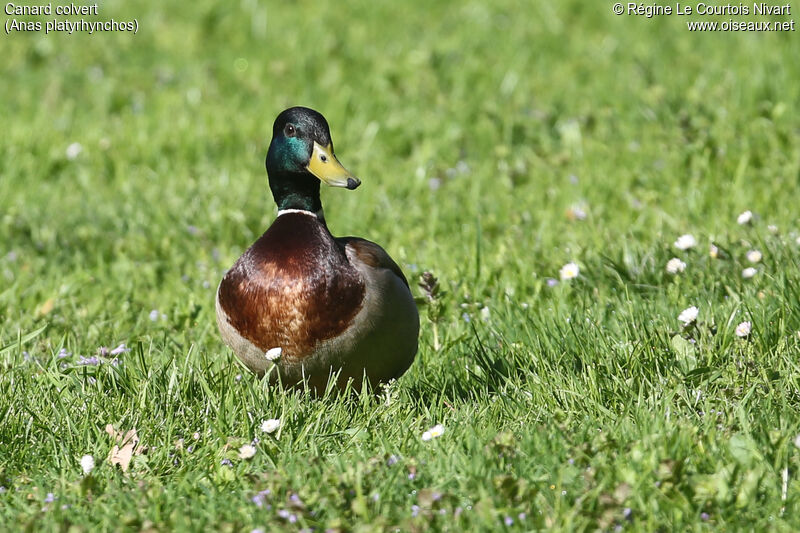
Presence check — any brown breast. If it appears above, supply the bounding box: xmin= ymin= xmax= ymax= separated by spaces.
xmin=217 ymin=213 xmax=365 ymax=362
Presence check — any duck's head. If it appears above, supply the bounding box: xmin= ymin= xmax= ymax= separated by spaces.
xmin=266 ymin=107 xmax=360 ymax=212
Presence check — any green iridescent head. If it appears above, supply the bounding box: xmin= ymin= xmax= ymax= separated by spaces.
xmin=265 ymin=107 xmax=360 ymax=212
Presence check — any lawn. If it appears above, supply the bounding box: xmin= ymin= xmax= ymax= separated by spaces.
xmin=2 ymin=0 xmax=800 ymax=530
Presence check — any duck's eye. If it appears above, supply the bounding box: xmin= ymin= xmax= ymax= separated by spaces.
xmin=284 ymin=123 xmax=296 ymax=137
xmin=320 ymin=153 xmax=328 ymax=163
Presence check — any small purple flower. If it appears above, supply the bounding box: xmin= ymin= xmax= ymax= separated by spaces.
xmin=567 ymin=458 xmax=575 ymax=465
xmin=251 ymin=491 xmax=270 ymax=508
xmin=701 ymin=512 xmax=710 ymax=521
xmin=411 ymin=505 xmax=420 ymax=517
xmin=77 ymin=355 xmax=101 ymax=366
xmin=387 ymin=454 xmax=399 ymax=466
xmin=110 ymin=358 xmax=121 ymax=367
xmin=431 ymin=491 xmax=442 ymax=502
xmin=110 ymin=343 xmax=130 ymax=355
xmin=546 ymin=278 xmax=559 ymax=287
xmin=98 ymin=346 xmax=109 ymax=357
xmin=275 ymin=509 xmax=297 ymax=523
xmin=408 ymin=472 xmax=416 ymax=480
xmin=251 ymin=529 xmax=265 ymax=533
xmin=504 ymin=516 xmax=513 ymax=526
xmin=289 ymin=493 xmax=303 ymax=506
xmin=454 ymin=507 xmax=463 ymax=517
xmin=57 ymin=348 xmax=71 ymax=359
xmin=518 ymin=512 xmax=526 ymax=520
xmin=149 ymin=310 xmax=160 ymax=322
xmin=623 ymin=507 xmax=632 ymax=519
xmin=372 ymin=493 xmax=380 ymax=502
xmin=462 ymin=313 xmax=471 ymax=323
xmin=187 ymin=225 xmax=200 ymax=236
xmin=220 ymin=458 xmax=232 ymax=467
xmin=44 ymin=492 xmax=55 ymax=503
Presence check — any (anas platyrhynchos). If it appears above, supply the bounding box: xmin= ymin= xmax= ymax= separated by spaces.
xmin=216 ymin=106 xmax=419 ymax=393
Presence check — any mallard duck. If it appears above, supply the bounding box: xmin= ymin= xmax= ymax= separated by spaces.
xmin=216 ymin=106 xmax=419 ymax=393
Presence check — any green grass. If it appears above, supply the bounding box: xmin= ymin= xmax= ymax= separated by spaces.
xmin=2 ymin=0 xmax=800 ymax=530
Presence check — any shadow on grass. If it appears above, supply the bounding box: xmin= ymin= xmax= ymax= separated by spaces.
xmin=404 ymin=323 xmax=551 ymax=407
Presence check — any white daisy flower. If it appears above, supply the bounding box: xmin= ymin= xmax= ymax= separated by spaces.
xmin=559 ymin=262 xmax=580 ymax=281
xmin=80 ymin=454 xmax=95 ymax=475
xmin=261 ymin=419 xmax=281 ymax=434
xmin=265 ymin=347 xmax=282 ymax=361
xmin=566 ymin=205 xmax=587 ymax=221
xmin=65 ymin=142 xmax=83 ymax=160
xmin=737 ymin=210 xmax=753 ymax=225
xmin=238 ymin=444 xmax=256 ymax=459
xmin=746 ymin=250 xmax=762 ymax=263
xmin=421 ymin=424 xmax=445 ymax=441
xmin=665 ymin=258 xmax=686 ymax=274
xmin=674 ymin=234 xmax=697 ymax=250
xmin=678 ymin=306 xmax=699 ymax=326
xmin=742 ymin=267 xmax=757 ymax=279
xmin=709 ymin=244 xmax=719 ymax=259
xmin=735 ymin=321 xmax=751 ymax=338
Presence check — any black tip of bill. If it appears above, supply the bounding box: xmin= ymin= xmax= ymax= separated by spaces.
xmin=346 ymin=177 xmax=361 ymax=190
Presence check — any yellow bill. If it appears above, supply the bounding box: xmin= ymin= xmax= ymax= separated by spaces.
xmin=306 ymin=142 xmax=361 ymax=190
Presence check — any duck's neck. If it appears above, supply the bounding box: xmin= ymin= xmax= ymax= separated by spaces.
xmin=269 ymin=171 xmax=323 ymax=213
xmin=277 ymin=207 xmax=326 ymax=224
